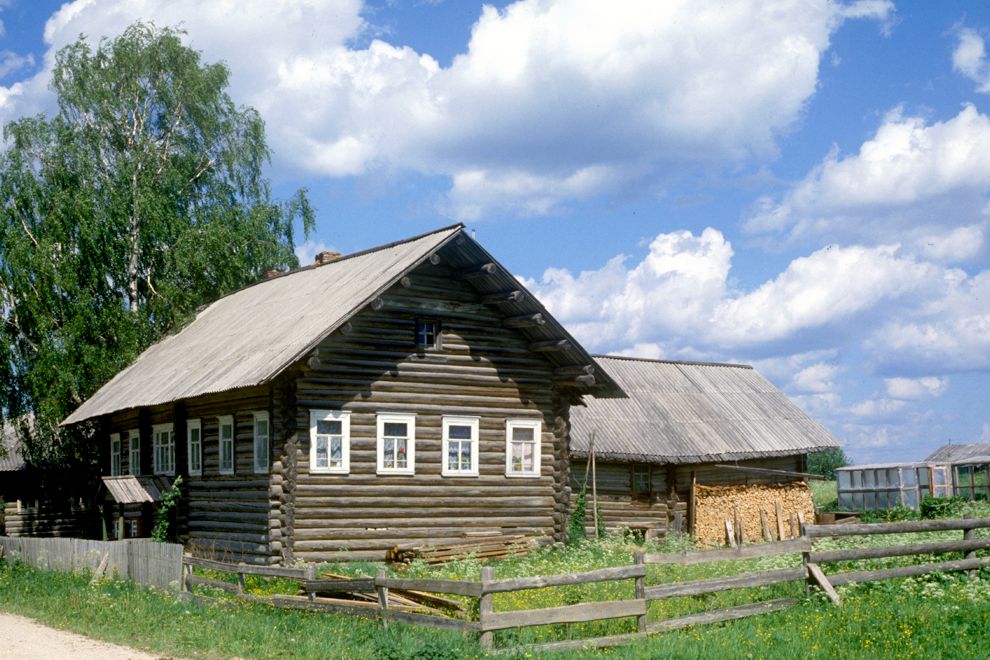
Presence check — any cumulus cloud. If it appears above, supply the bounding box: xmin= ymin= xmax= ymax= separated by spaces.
xmin=0 ymin=0 xmax=892 ymax=218
xmin=526 ymin=227 xmax=945 ymax=355
xmin=744 ymin=105 xmax=990 ymax=254
xmin=953 ymin=27 xmax=990 ymax=92
xmin=884 ymin=376 xmax=948 ymax=400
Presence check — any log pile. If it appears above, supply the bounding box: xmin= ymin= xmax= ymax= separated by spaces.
xmin=693 ymin=481 xmax=814 ymax=547
xmin=303 ymin=573 xmax=466 ymax=614
xmin=386 ymin=534 xmax=535 ymax=565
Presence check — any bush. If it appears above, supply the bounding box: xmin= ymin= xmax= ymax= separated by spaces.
xmin=920 ymin=495 xmax=965 ymax=519
xmin=807 ymin=447 xmax=849 ymax=480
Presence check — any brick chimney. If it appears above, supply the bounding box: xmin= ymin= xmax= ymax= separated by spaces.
xmin=315 ymin=251 xmax=342 ymax=266
xmin=262 ymin=268 xmax=283 ymax=280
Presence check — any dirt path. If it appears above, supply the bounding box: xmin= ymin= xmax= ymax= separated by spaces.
xmin=0 ymin=611 xmax=161 ymax=659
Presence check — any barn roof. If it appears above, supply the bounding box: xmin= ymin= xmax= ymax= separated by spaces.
xmin=64 ymin=224 xmax=616 ymax=425
xmin=570 ymin=355 xmax=840 ymax=464
xmin=925 ymin=443 xmax=990 ymax=464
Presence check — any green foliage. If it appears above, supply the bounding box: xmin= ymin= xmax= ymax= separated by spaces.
xmin=921 ymin=495 xmax=966 ymax=519
xmin=0 ymin=22 xmax=314 ymax=468
xmin=151 ymin=475 xmax=183 ymax=542
xmin=807 ymin=447 xmax=849 ymax=480
xmin=567 ymin=484 xmax=588 ymax=544
xmin=809 ymin=480 xmax=837 ymax=512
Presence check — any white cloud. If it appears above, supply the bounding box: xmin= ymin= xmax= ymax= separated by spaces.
xmin=527 ymin=227 xmax=943 ymax=354
xmin=0 ymin=0 xmax=893 ymax=218
xmin=0 ymin=51 xmax=33 ymax=79
xmin=294 ymin=239 xmax=338 ymax=267
xmin=792 ymin=362 xmax=843 ymax=394
xmin=884 ymin=376 xmax=948 ymax=400
xmin=744 ymin=105 xmax=990 ymax=252
xmin=849 ymin=397 xmax=906 ymax=420
xmin=953 ymin=27 xmax=990 ymax=92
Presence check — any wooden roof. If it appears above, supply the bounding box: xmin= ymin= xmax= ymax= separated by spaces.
xmin=101 ymin=475 xmax=173 ymax=504
xmin=570 ymin=355 xmax=840 ymax=464
xmin=925 ymin=443 xmax=990 ymax=464
xmin=64 ymin=224 xmax=617 ymax=425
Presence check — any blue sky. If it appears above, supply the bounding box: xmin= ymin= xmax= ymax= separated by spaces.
xmin=2 ymin=1 xmax=990 ymax=463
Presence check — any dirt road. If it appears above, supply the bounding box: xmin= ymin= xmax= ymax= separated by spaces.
xmin=0 ymin=611 xmax=159 ymax=659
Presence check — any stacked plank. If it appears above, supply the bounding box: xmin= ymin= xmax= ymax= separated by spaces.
xmin=694 ymin=481 xmax=814 ymax=547
xmin=387 ymin=534 xmax=534 ymax=565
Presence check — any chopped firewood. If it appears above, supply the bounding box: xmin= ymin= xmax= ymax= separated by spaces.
xmin=694 ymin=482 xmax=815 ymax=547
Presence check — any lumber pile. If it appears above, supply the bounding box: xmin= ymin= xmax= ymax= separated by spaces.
xmin=386 ymin=534 xmax=535 ymax=565
xmin=694 ymin=481 xmax=814 ymax=547
xmin=302 ymin=573 xmax=466 ymax=615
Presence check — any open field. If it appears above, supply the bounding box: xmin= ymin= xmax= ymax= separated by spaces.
xmin=4 ymin=522 xmax=990 ymax=658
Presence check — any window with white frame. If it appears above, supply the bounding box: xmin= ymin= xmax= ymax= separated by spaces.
xmin=377 ymin=413 xmax=415 ymax=475
xmin=128 ymin=429 xmax=140 ymax=475
xmin=152 ymin=423 xmax=175 ymax=475
xmin=442 ymin=416 xmax=479 ymax=477
xmin=310 ymin=410 xmax=350 ymax=474
xmin=505 ymin=419 xmax=541 ymax=477
xmin=187 ymin=419 xmax=202 ymax=476
xmin=110 ymin=433 xmax=122 ymax=476
xmin=218 ymin=415 xmax=234 ymax=475
xmin=253 ymin=411 xmax=270 ymax=473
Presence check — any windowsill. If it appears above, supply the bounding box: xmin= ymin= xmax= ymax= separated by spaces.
xmin=310 ymin=467 xmax=350 ymax=475
xmin=377 ymin=468 xmax=415 ymax=476
xmin=441 ymin=471 xmax=480 ymax=478
xmin=505 ymin=471 xmax=541 ymax=479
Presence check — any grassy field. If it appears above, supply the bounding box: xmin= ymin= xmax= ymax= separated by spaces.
xmin=3 ymin=512 xmax=990 ymax=658
xmin=809 ymin=479 xmax=837 ymax=511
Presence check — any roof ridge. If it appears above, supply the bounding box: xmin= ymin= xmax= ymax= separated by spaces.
xmin=202 ymin=223 xmax=466 ymax=307
xmin=593 ymin=354 xmax=753 ymax=370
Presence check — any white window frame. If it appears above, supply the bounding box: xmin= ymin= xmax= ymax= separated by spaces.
xmin=441 ymin=416 xmax=480 ymax=477
xmin=218 ymin=415 xmax=234 ymax=475
xmin=110 ymin=433 xmax=122 ymax=476
xmin=253 ymin=411 xmax=270 ymax=474
xmin=505 ymin=419 xmax=542 ymax=478
xmin=376 ymin=413 xmax=416 ymax=475
xmin=128 ymin=429 xmax=140 ymax=475
xmin=187 ymin=418 xmax=202 ymax=476
xmin=310 ymin=410 xmax=350 ymax=474
xmin=152 ymin=423 xmax=175 ymax=476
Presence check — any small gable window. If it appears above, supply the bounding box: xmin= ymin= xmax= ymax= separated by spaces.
xmin=415 ymin=319 xmax=440 ymax=350
xmin=632 ymin=464 xmax=651 ymax=499
xmin=311 ymin=410 xmax=350 ymax=474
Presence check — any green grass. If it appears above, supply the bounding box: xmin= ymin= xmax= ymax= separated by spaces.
xmin=810 ymin=479 xmax=837 ymax=511
xmin=4 ymin=524 xmax=990 ymax=658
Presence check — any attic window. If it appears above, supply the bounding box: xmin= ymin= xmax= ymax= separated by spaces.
xmin=415 ymin=319 xmax=441 ymax=350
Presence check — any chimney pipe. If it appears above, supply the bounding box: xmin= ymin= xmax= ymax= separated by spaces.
xmin=315 ymin=251 xmax=342 ymax=266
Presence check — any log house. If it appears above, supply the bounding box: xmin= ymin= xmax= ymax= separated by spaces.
xmin=62 ymin=225 xmax=619 ymax=563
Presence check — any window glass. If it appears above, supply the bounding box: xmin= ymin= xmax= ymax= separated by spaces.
xmin=442 ymin=417 xmax=479 ymax=476
xmin=218 ymin=416 xmax=234 ymax=475
xmin=506 ymin=420 xmax=541 ymax=477
xmin=253 ymin=412 xmax=269 ymax=473
xmin=311 ymin=411 xmax=349 ymax=473
xmin=152 ymin=424 xmax=175 ymax=475
xmin=632 ymin=465 xmax=651 ymax=498
xmin=110 ymin=434 xmax=122 ymax=476
xmin=128 ymin=431 xmax=140 ymax=475
xmin=901 ymin=468 xmax=917 ymax=487
xmin=377 ymin=414 xmax=415 ymax=474
xmin=837 ymin=471 xmax=851 ymax=490
xmin=415 ymin=320 xmax=440 ymax=350
xmin=187 ymin=420 xmax=202 ymax=476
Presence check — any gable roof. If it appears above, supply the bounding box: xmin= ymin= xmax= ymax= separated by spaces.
xmin=64 ymin=224 xmax=616 ymax=425
xmin=570 ymin=355 xmax=840 ymax=464
xmin=926 ymin=443 xmax=990 ymax=464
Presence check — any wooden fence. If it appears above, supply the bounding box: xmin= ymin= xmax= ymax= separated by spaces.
xmin=0 ymin=536 xmax=183 ymax=591
xmin=178 ymin=518 xmax=990 ymax=653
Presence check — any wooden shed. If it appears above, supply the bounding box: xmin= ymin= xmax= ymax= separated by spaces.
xmin=62 ymin=224 xmax=618 ymax=563
xmin=569 ymin=356 xmax=840 ymax=538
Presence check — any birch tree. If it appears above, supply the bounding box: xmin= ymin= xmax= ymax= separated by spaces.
xmin=0 ymin=23 xmax=314 ymax=465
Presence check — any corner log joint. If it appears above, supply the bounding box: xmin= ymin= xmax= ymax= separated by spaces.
xmin=503 ymin=313 xmax=545 ymax=328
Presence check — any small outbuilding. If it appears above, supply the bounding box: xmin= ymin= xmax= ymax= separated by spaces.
xmin=926 ymin=443 xmax=990 ymax=502
xmin=569 ymin=356 xmax=840 ymax=540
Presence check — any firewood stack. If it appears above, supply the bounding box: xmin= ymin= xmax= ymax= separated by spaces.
xmin=693 ymin=481 xmax=814 ymax=547
xmin=386 ymin=534 xmax=535 ymax=564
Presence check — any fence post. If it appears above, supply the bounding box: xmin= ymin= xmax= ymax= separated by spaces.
xmin=306 ymin=563 xmax=317 ymax=603
xmin=479 ymin=566 xmax=494 ymax=650
xmin=634 ymin=551 xmax=647 ymax=632
xmin=181 ymin=557 xmax=190 ymax=593
xmin=376 ymin=568 xmax=389 ymax=628
xmin=236 ymin=562 xmax=246 ymax=595
xmin=963 ymin=514 xmax=976 ymax=577
xmin=801 ymin=522 xmax=811 ymax=595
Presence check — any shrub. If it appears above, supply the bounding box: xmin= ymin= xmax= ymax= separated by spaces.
xmin=920 ymin=495 xmax=965 ymax=519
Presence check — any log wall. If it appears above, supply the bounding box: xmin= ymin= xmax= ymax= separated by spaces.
xmin=285 ymin=260 xmax=569 ymax=562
